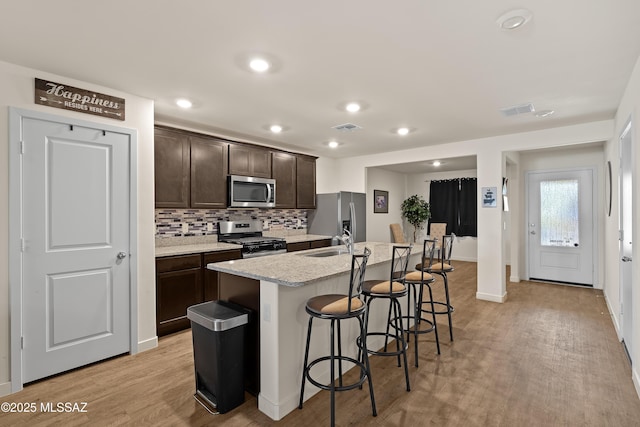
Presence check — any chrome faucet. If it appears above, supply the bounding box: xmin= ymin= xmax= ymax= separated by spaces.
xmin=334 ymin=228 xmax=354 ymax=254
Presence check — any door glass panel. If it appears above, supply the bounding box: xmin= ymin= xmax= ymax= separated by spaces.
xmin=540 ymin=179 xmax=579 ymax=247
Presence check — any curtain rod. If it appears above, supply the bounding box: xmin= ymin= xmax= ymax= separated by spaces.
xmin=423 ymin=177 xmax=476 ymax=182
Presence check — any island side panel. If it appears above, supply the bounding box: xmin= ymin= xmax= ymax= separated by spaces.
xmin=257 ymin=261 xmax=408 ymax=421
xmin=219 ymin=272 xmax=261 ymax=396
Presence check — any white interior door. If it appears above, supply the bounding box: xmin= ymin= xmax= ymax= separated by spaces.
xmin=620 ymin=121 xmax=633 ymax=361
xmin=527 ymin=169 xmax=595 ymax=286
xmin=21 ymin=117 xmax=131 ymax=383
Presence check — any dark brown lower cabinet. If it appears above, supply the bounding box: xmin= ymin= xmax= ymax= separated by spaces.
xmin=156 ymin=249 xmax=242 ymax=337
xmin=156 ymin=254 xmax=203 ymax=336
xmin=219 ymin=273 xmax=261 ymax=396
xmin=286 ymin=238 xmax=333 ymax=252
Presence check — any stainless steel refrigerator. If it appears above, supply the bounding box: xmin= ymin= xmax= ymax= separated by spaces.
xmin=308 ymin=192 xmax=366 ymax=243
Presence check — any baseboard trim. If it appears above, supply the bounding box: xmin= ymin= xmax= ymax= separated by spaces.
xmin=0 ymin=381 xmax=12 ymax=397
xmin=509 ymin=275 xmax=520 ymax=283
xmin=603 ymin=291 xmax=622 ymax=341
xmin=633 ymin=367 xmax=640 ymax=400
xmin=137 ymin=336 xmax=158 ymax=353
xmin=452 ymin=256 xmax=477 ymax=262
xmin=476 ymin=291 xmax=507 ymax=303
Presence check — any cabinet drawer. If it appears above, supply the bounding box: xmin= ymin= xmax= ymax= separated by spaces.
xmin=156 ymin=254 xmax=202 ymax=273
xmin=287 ymin=242 xmax=310 ymax=252
xmin=310 ymin=239 xmax=332 ymax=249
xmin=203 ymin=249 xmax=242 ymax=264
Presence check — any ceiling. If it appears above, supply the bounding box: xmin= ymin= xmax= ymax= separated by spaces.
xmin=1 ymin=1 xmax=639 ymax=162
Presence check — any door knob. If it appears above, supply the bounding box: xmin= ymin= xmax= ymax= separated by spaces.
xmin=622 ymin=256 xmax=632 ymax=262
xmin=530 ymin=231 xmax=536 ymax=235
xmin=117 ymin=251 xmax=128 ymax=260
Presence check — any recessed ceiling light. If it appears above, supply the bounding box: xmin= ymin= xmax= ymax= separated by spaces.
xmin=397 ymin=127 xmax=410 ymax=136
xmin=535 ymin=110 xmax=555 ymax=118
xmin=345 ymin=102 xmax=361 ymax=113
xmin=270 ymin=124 xmax=283 ymax=133
xmin=249 ymin=58 xmax=270 ymax=73
xmin=497 ymin=9 xmax=532 ymax=30
xmin=432 ymin=161 xmax=441 ymax=167
xmin=328 ymin=141 xmax=339 ymax=148
xmin=176 ymin=99 xmax=192 ymax=109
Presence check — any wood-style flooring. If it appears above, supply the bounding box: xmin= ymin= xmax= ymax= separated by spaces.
xmin=3 ymin=261 xmax=640 ymax=426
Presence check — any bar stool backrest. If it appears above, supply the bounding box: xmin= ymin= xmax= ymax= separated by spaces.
xmin=348 ymin=247 xmax=371 ymax=312
xmin=381 ymin=245 xmax=412 ymax=295
xmin=440 ymin=234 xmax=455 ymax=266
xmin=420 ymin=238 xmax=437 ymax=273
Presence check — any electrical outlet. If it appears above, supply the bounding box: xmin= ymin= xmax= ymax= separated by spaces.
xmin=182 ymin=223 xmax=189 ymax=234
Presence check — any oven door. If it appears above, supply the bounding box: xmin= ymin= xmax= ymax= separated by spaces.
xmin=229 ymin=175 xmax=276 ymax=208
xmin=242 ymin=248 xmax=287 ymax=258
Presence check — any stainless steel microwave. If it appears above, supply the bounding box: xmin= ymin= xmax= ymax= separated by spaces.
xmin=228 ymin=175 xmax=276 ymax=208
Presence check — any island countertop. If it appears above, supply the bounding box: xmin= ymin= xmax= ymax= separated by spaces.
xmin=207 ymin=241 xmax=418 ymax=287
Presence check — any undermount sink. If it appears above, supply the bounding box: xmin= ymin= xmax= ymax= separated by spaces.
xmin=302 ymin=248 xmax=349 ymax=257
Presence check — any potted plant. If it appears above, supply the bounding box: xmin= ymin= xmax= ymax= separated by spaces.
xmin=400 ymin=195 xmax=431 ymax=242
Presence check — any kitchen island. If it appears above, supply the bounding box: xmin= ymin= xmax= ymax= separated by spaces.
xmin=207 ymin=242 xmax=421 ymax=420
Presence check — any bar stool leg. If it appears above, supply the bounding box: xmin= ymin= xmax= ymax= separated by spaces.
xmin=442 ymin=272 xmax=454 ymax=341
xmin=299 ymin=316 xmax=314 ymax=409
xmin=337 ymin=319 xmax=343 ymax=387
xmin=358 ymin=315 xmax=377 ymax=416
xmin=392 ymin=299 xmax=410 ymax=391
xmin=423 ymin=282 xmax=441 ymax=355
xmin=330 ymin=319 xmax=336 ymax=427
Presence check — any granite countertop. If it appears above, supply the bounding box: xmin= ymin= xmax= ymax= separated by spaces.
xmin=207 ymin=242 xmax=420 ymax=287
xmin=155 ymin=241 xmax=243 ymax=257
xmin=155 ymin=233 xmax=333 ymax=257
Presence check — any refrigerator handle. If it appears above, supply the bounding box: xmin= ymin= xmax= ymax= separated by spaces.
xmin=349 ymin=202 xmax=356 ymax=241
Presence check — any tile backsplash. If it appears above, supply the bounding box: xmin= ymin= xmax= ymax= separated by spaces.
xmin=155 ymin=208 xmax=308 ymax=238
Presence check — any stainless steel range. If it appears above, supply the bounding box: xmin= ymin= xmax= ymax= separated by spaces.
xmin=218 ymin=220 xmax=287 ymax=258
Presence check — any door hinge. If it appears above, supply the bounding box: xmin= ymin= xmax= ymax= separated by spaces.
xmin=620 ymin=230 xmax=624 ymax=242
xmin=21 ymin=337 xmax=24 ymax=349
xmin=20 ymin=140 xmax=24 ymax=154
xmin=20 ymin=238 xmax=25 ymax=252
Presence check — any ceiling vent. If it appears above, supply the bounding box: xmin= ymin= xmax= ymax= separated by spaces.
xmin=500 ymin=102 xmax=535 ymax=117
xmin=332 ymin=123 xmax=362 ymax=132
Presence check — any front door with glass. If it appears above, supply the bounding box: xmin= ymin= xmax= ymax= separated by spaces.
xmin=527 ymin=168 xmax=595 ymax=286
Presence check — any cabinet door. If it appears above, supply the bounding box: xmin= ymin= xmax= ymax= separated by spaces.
xmin=310 ymin=238 xmax=332 ymax=248
xmin=155 ymin=128 xmax=190 ymax=208
xmin=272 ymin=152 xmax=296 ymax=208
xmin=156 ymin=254 xmax=203 ymax=336
xmin=229 ymin=144 xmax=272 ymax=178
xmin=203 ymin=249 xmax=242 ymax=301
xmin=191 ymin=136 xmax=228 ymax=209
xmin=296 ymin=155 xmax=316 ymax=209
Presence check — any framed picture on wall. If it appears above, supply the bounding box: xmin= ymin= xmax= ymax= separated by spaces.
xmin=374 ymin=189 xmax=389 ymax=213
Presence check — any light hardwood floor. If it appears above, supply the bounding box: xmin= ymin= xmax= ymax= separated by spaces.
xmin=3 ymin=261 xmax=640 ymax=426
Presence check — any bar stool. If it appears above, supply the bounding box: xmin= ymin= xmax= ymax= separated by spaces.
xmin=358 ymin=245 xmax=412 ymax=392
xmin=400 ymin=238 xmax=441 ymax=366
xmin=299 ymin=248 xmax=376 ymax=427
xmin=417 ymin=234 xmax=455 ymax=341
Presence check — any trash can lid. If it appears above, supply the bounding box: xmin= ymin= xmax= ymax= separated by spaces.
xmin=187 ymin=301 xmax=249 ymax=331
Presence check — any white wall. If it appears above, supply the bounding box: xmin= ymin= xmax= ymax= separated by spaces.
xmin=315 ymin=156 xmax=339 ymax=193
xmin=365 ymin=168 xmax=407 ymax=242
xmin=606 ymin=53 xmax=640 ymax=395
xmin=328 ymin=120 xmax=613 ymax=304
xmin=0 ymin=61 xmax=156 ymax=395
xmin=517 ymin=145 xmax=606 ymax=288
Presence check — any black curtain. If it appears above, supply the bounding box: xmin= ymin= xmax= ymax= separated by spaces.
xmin=458 ymin=178 xmax=477 ymax=237
xmin=428 ymin=179 xmax=459 ymax=235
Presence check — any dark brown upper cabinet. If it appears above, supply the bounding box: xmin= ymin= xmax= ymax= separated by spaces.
xmin=272 ymin=152 xmax=296 ymax=209
xmin=296 ymin=155 xmax=316 ymax=209
xmin=228 ymin=143 xmax=272 ymax=178
xmin=155 ymin=128 xmax=190 ymax=208
xmin=190 ymin=136 xmax=228 ymax=209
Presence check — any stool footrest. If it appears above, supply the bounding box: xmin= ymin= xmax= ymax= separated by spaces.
xmin=358 ymin=332 xmax=408 ymax=357
xmin=390 ymin=315 xmax=435 ymax=335
xmin=421 ymin=301 xmax=454 ymax=315
xmin=304 ymin=355 xmax=369 ymax=392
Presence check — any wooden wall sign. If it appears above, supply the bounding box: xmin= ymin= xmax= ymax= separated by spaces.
xmin=34 ymin=78 xmax=125 ymax=121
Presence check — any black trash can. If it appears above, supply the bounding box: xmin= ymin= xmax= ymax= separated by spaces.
xmin=187 ymin=300 xmax=251 ymax=414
